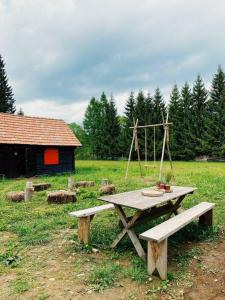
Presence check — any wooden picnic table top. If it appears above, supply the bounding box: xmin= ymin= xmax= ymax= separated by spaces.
xmin=99 ymin=186 xmax=196 ymax=211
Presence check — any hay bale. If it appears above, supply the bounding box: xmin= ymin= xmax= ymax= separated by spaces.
xmin=6 ymin=191 xmax=25 ymax=202
xmin=32 ymin=183 xmax=51 ymax=191
xmin=47 ymin=190 xmax=76 ymax=204
xmin=99 ymin=184 xmax=116 ymax=195
xmin=74 ymin=181 xmax=95 ymax=188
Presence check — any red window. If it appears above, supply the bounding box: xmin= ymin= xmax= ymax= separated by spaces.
xmin=44 ymin=149 xmax=59 ymax=165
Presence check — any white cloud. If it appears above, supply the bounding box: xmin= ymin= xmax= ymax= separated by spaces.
xmin=19 ymin=99 xmax=88 ymax=124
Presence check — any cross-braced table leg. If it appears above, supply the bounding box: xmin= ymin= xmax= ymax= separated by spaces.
xmin=165 ymin=195 xmax=186 ymax=220
xmin=111 ymin=205 xmax=146 ymax=259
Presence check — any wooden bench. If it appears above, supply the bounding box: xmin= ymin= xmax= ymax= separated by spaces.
xmin=69 ymin=204 xmax=114 ymax=244
xmin=140 ymin=202 xmax=215 ymax=280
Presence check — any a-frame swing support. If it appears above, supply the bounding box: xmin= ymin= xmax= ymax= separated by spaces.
xmin=125 ymin=117 xmax=173 ymax=181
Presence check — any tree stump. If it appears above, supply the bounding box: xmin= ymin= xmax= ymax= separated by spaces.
xmin=47 ymin=190 xmax=76 ymax=204
xmin=74 ymin=181 xmax=95 ymax=188
xmin=99 ymin=184 xmax=116 ymax=195
xmin=32 ymin=183 xmax=51 ymax=191
xmin=25 ymin=182 xmax=34 ymax=201
xmin=6 ymin=191 xmax=25 ymax=202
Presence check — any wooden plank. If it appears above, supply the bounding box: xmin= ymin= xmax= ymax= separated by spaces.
xmin=140 ymin=202 xmax=215 ymax=242
xmin=99 ymin=186 xmax=196 ymax=211
xmin=78 ymin=216 xmax=90 ymax=244
xmin=127 ymin=229 xmax=146 ymax=259
xmin=69 ymin=204 xmax=114 ymax=218
xmin=110 ymin=228 xmax=127 ymax=248
xmin=130 ymin=122 xmax=172 ymax=129
xmin=148 ymin=239 xmax=167 ymax=280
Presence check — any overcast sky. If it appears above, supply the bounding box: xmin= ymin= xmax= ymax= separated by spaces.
xmin=1 ymin=0 xmax=225 ymax=123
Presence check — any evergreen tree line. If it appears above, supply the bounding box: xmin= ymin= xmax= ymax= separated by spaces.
xmin=73 ymin=66 xmax=225 ymax=160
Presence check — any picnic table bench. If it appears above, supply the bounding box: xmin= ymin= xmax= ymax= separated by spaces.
xmin=69 ymin=204 xmax=114 ymax=244
xmin=99 ymin=186 xmax=196 ymax=259
xmin=70 ymin=185 xmax=215 ymax=280
xmin=140 ymin=202 xmax=215 ymax=279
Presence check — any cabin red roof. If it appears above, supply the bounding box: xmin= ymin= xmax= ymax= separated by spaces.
xmin=0 ymin=113 xmax=82 ymax=147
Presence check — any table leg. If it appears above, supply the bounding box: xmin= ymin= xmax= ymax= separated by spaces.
xmin=110 ymin=228 xmax=127 ymax=248
xmin=111 ymin=205 xmax=146 ymax=259
xmin=166 ymin=195 xmax=186 ymax=220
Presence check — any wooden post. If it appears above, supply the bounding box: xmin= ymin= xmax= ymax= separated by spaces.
xmin=68 ymin=177 xmax=75 ymax=191
xmin=101 ymin=179 xmax=109 ymax=186
xmin=78 ymin=216 xmax=91 ymax=244
xmin=134 ymin=123 xmax=143 ymax=178
xmin=147 ymin=239 xmax=167 ymax=280
xmin=145 ymin=127 xmax=147 ymax=163
xmin=153 ymin=126 xmax=156 ymax=168
xmin=125 ymin=119 xmax=138 ymax=180
xmin=159 ymin=111 xmax=169 ymax=182
xmin=24 ymin=182 xmax=34 ymax=201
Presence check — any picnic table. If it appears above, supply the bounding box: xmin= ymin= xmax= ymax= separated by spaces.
xmin=98 ymin=186 xmax=196 ymax=259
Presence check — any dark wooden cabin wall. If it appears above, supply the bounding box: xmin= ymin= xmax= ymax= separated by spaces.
xmin=36 ymin=147 xmax=75 ymax=175
xmin=0 ymin=144 xmax=75 ymax=178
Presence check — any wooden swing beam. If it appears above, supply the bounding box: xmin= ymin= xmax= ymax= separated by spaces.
xmin=129 ymin=122 xmax=172 ymax=129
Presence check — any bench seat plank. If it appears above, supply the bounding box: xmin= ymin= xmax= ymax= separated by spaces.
xmin=69 ymin=204 xmax=114 ymax=218
xmin=140 ymin=202 xmax=215 ymax=243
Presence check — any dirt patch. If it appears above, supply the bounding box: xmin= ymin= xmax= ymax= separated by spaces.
xmin=183 ymin=239 xmax=225 ymax=300
xmin=1 ymin=229 xmax=225 ymax=300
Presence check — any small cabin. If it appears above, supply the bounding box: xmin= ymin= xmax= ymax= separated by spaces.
xmin=0 ymin=113 xmax=81 ymax=178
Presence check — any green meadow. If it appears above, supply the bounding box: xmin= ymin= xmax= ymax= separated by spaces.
xmin=0 ymin=160 xmax=224 ymax=298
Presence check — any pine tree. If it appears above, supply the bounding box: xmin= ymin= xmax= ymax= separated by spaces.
xmin=0 ymin=55 xmax=16 ymax=113
xmin=83 ymin=97 xmax=102 ymax=158
xmin=145 ymin=92 xmax=154 ymax=160
xmin=152 ymin=88 xmax=166 ymax=157
xmin=206 ymin=66 xmax=225 ymax=156
xmin=179 ymin=82 xmax=195 ymax=160
xmin=123 ymin=91 xmax=136 ymax=157
xmin=98 ymin=92 xmax=109 ymax=158
xmin=135 ymin=91 xmax=146 ymax=158
xmin=104 ymin=95 xmax=120 ymax=159
xmin=118 ymin=116 xmax=127 ymax=158
xmin=169 ymin=84 xmax=183 ymax=159
xmin=192 ymin=75 xmax=208 ymax=156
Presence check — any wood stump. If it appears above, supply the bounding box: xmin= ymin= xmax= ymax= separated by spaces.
xmin=99 ymin=184 xmax=116 ymax=195
xmin=32 ymin=183 xmax=51 ymax=191
xmin=74 ymin=181 xmax=95 ymax=188
xmin=47 ymin=190 xmax=76 ymax=204
xmin=6 ymin=191 xmax=25 ymax=202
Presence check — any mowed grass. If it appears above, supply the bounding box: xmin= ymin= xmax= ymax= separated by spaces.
xmin=0 ymin=160 xmax=224 ymax=246
xmin=0 ymin=160 xmax=224 ymax=295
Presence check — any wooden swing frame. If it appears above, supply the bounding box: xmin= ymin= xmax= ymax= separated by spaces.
xmin=125 ymin=112 xmax=173 ymax=181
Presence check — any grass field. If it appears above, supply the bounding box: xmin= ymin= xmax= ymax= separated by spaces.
xmin=0 ymin=160 xmax=224 ymax=299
